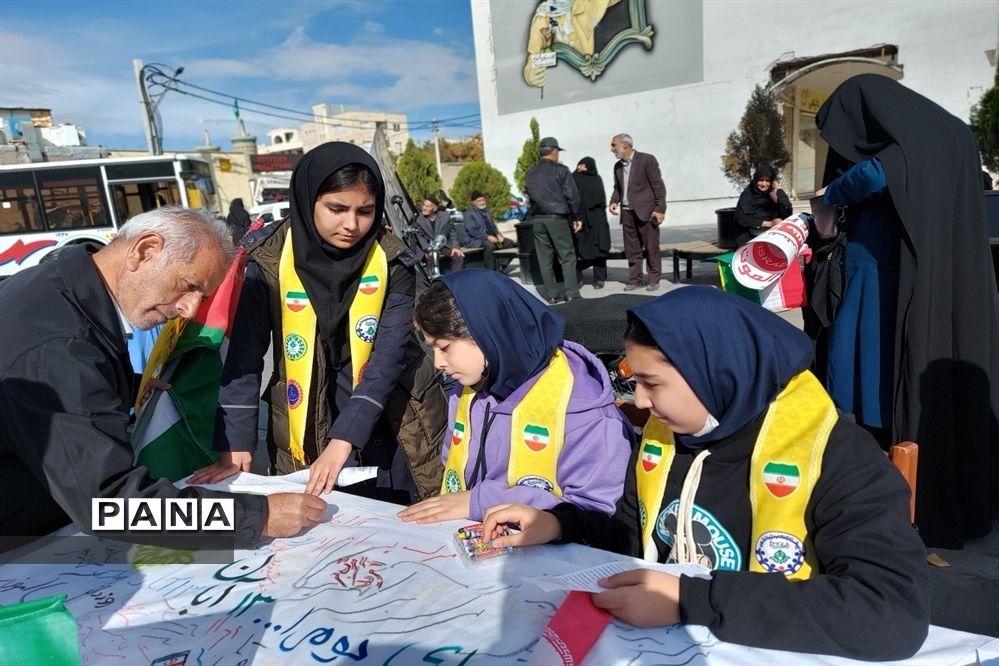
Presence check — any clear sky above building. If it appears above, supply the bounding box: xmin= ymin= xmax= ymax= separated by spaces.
xmin=1 ymin=0 xmax=481 ymax=151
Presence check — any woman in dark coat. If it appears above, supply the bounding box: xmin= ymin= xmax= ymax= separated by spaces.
xmin=226 ymin=198 xmax=253 ymax=240
xmin=733 ymin=165 xmax=793 ymax=245
xmin=572 ymin=157 xmax=612 ymax=288
xmin=815 ymin=73 xmax=999 ymax=548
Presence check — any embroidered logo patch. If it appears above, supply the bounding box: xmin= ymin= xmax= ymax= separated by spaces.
xmin=641 ymin=442 xmax=663 ymax=472
xmin=358 ymin=275 xmax=380 ymax=295
xmin=523 ymin=424 xmax=549 ymax=451
xmin=755 ymin=531 xmax=805 ymax=575
xmin=285 ymin=290 xmax=309 ymax=312
xmin=287 ymin=380 xmax=303 ymax=409
xmin=516 ymin=475 xmax=555 ymax=493
xmin=284 ymin=333 xmax=308 ymax=361
xmin=762 ymin=461 xmax=800 ymax=498
xmin=451 ymin=422 xmax=465 ymax=447
xmin=444 ymin=468 xmax=462 ymax=493
xmin=355 ymin=315 xmax=379 ymax=343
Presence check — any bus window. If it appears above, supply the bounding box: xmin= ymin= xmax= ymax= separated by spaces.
xmin=36 ymin=167 xmax=110 ymax=231
xmin=0 ymin=171 xmax=44 ymax=235
xmin=111 ymin=181 xmax=182 ymax=223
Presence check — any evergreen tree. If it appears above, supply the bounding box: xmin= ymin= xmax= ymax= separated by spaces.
xmin=396 ymin=138 xmax=443 ymax=203
xmin=450 ymin=161 xmax=512 ymax=219
xmin=721 ymin=85 xmax=790 ymax=189
xmin=514 ymin=117 xmax=541 ymax=194
xmin=971 ymin=72 xmax=999 ymax=173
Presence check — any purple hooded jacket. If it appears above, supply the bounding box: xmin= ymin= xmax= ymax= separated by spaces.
xmin=443 ymin=340 xmax=633 ymax=520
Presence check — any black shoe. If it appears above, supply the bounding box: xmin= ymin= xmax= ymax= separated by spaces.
xmin=624 ymin=283 xmax=643 ymax=292
xmin=594 ymin=281 xmax=605 ymax=289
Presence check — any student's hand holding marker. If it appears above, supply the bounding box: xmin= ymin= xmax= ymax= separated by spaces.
xmin=480 ymin=502 xmax=561 ymax=547
xmin=397 ymin=491 xmax=471 ymax=524
xmin=592 ymin=569 xmax=681 ymax=627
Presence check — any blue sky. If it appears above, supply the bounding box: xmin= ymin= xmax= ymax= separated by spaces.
xmin=1 ymin=0 xmax=481 ymax=151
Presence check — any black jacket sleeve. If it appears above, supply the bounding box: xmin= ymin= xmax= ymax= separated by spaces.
xmin=775 ymin=188 xmax=793 ymax=219
xmin=733 ymin=189 xmax=763 ymax=229
xmin=214 ymin=262 xmax=272 ymax=452
xmin=2 ymin=338 xmax=266 ymax=548
xmin=328 ymin=262 xmax=417 ymax=449
xmin=679 ymin=420 xmax=929 ymax=661
xmin=561 ymin=168 xmax=584 ymax=221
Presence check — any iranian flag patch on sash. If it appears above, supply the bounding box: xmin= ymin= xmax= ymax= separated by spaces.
xmin=641 ymin=443 xmax=663 ymax=472
xmin=285 ymin=290 xmax=309 ymax=312
xmin=763 ymin=461 xmax=800 ymax=497
xmin=523 ymin=424 xmax=550 ymax=452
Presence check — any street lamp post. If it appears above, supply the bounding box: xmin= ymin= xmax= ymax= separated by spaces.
xmin=132 ymin=59 xmax=184 ymax=155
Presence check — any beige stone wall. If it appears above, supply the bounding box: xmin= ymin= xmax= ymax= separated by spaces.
xmin=302 ymin=106 xmax=410 ymax=154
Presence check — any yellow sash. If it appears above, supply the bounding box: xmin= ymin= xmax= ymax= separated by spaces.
xmin=635 ymin=371 xmax=838 ymax=580
xmin=441 ymin=349 xmax=574 ymax=496
xmin=278 ymin=230 xmax=388 ymax=464
xmin=134 ymin=318 xmax=186 ymax=414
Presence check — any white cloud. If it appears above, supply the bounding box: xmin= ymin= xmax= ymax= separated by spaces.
xmin=363 ymin=21 xmax=385 ymax=34
xmin=433 ymin=27 xmax=447 ymax=36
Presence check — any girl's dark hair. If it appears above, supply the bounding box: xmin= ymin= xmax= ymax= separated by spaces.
xmin=623 ymin=314 xmax=664 ymax=354
xmin=316 ymin=163 xmax=379 ymax=198
xmin=414 ymin=281 xmax=472 ymax=339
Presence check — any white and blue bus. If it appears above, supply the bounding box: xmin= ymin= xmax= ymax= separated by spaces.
xmin=0 ymin=154 xmax=218 ymax=277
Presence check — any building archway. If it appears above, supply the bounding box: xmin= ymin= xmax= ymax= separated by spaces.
xmin=769 ymin=46 xmax=903 ymax=198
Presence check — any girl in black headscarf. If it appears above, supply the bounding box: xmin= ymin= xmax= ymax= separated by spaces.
xmin=572 ymin=157 xmax=612 ymax=288
xmin=732 ymin=165 xmax=792 ymax=245
xmin=226 ymin=198 xmax=253 ymax=240
xmin=815 ymin=74 xmax=999 ymax=548
xmin=192 ymin=142 xmax=447 ymax=503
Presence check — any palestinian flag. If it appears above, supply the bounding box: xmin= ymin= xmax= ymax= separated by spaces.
xmin=763 ymin=462 xmax=800 ymax=497
xmin=359 ymin=275 xmax=380 ymax=295
xmin=524 ymin=425 xmax=550 ymax=452
xmin=641 ymin=442 xmax=663 ymax=472
xmin=285 ymin=290 xmax=309 ymax=312
xmin=131 ymin=247 xmax=248 ymax=481
xmin=451 ymin=422 xmax=465 ymax=447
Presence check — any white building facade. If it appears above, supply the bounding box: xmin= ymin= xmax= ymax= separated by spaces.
xmin=471 ymin=0 xmax=998 ymax=226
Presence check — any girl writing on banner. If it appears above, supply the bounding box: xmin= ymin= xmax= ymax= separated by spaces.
xmin=482 ymin=287 xmax=929 ymax=661
xmin=190 ymin=142 xmax=447 ymax=503
xmin=397 ymin=270 xmax=633 ymax=523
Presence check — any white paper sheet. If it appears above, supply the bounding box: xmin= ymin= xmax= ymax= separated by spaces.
xmin=524 ymin=559 xmax=711 ymax=593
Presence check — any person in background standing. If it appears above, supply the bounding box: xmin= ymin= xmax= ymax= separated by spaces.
xmin=226 ymin=198 xmax=253 ymax=240
xmin=462 ymin=191 xmax=516 ymax=272
xmin=609 ymin=133 xmax=667 ymax=291
xmin=572 ymin=157 xmax=611 ymax=289
xmin=525 ymin=137 xmax=583 ymax=304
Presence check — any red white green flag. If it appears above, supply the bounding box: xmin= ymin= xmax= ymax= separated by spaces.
xmin=131 ymin=247 xmax=248 ymax=481
xmin=524 ymin=424 xmax=550 ymax=452
xmin=285 ymin=290 xmax=309 ymax=312
xmin=359 ymin=275 xmax=380 ymax=295
xmin=641 ymin=443 xmax=663 ymax=472
xmin=451 ymin=422 xmax=466 ymax=447
xmin=763 ymin=462 xmax=800 ymax=497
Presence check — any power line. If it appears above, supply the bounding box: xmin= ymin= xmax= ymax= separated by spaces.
xmin=159 ymin=76 xmax=480 ymax=131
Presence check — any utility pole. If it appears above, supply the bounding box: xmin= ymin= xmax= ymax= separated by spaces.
xmin=133 ymin=59 xmax=156 ymax=154
xmin=432 ymin=119 xmax=443 ymax=179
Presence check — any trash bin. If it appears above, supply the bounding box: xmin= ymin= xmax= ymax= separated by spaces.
xmin=715 ymin=207 xmax=739 ymax=249
xmin=515 ymin=220 xmax=542 ymax=285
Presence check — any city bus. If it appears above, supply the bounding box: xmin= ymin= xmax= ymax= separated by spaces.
xmin=0 ymin=154 xmax=218 ymax=277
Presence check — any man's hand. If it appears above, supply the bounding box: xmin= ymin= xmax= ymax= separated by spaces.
xmin=480 ymin=502 xmax=562 ymax=547
xmin=139 ymin=377 xmax=171 ymax=406
xmin=451 ymin=248 xmax=465 ymax=258
xmin=189 ymin=451 xmax=252 ymax=485
xmin=572 ymin=220 xmax=583 ymax=233
xmin=487 ymin=234 xmax=500 ymax=244
xmin=592 ymin=569 xmax=681 ymax=627
xmin=651 ymin=211 xmax=665 ymax=225
xmin=262 ymin=492 xmax=327 ymax=538
xmin=397 ymin=491 xmax=471 ymax=524
xmin=305 ymin=439 xmax=353 ymax=495
xmin=769 ymin=183 xmax=780 ymax=202
xmin=609 ymin=202 xmax=620 ymax=215
xmin=496 ymin=233 xmax=505 ymax=243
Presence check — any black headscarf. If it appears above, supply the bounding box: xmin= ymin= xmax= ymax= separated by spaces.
xmin=439 ymin=270 xmax=565 ymax=401
xmin=817 ymin=74 xmax=999 ymax=546
xmin=629 ymin=286 xmax=812 ymax=448
xmin=574 ymin=157 xmax=605 ymax=207
xmin=226 ymin=198 xmax=252 ymax=237
xmin=573 ymin=157 xmax=611 ymax=256
xmin=734 ymin=164 xmax=779 ymax=224
xmin=288 ymin=142 xmax=385 ymax=359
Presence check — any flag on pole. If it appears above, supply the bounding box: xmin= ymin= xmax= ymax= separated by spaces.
xmin=232 ymin=98 xmax=240 ymax=119
xmin=131 ymin=247 xmax=248 ymax=481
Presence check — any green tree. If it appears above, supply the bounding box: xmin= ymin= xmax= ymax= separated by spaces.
xmin=450 ymin=161 xmax=512 ymax=219
xmin=721 ymin=85 xmax=790 ymax=189
xmin=514 ymin=117 xmax=541 ymax=194
xmin=971 ymin=72 xmax=999 ymax=173
xmin=396 ymin=138 xmax=443 ymax=203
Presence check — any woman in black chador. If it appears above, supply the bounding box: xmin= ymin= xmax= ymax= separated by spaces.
xmin=572 ymin=157 xmax=612 ymax=288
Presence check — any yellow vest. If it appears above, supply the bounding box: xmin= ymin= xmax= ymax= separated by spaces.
xmin=635 ymin=371 xmax=838 ymax=580
xmin=278 ymin=229 xmax=388 ymax=464
xmin=442 ymin=349 xmax=574 ymax=496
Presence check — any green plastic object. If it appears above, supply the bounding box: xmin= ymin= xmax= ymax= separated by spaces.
xmin=0 ymin=594 xmax=82 ymax=665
